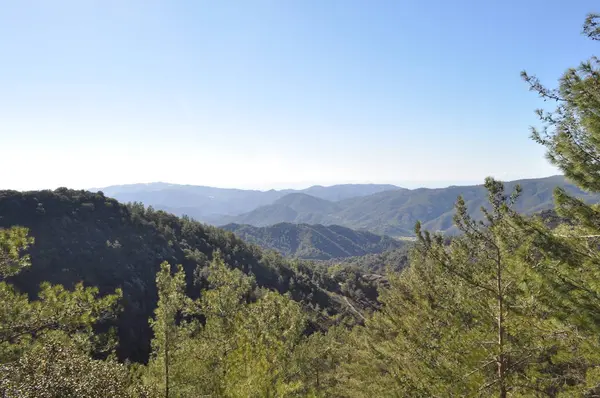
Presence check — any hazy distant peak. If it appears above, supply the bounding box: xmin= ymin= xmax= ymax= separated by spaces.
xmin=275 ymin=192 xmax=333 ymax=204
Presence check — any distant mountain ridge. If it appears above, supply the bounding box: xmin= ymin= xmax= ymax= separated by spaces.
xmin=223 ymin=222 xmax=403 ymax=260
xmin=224 ymin=176 xmax=600 ymax=236
xmin=94 ymin=176 xmax=600 ymax=237
xmin=93 ymin=183 xmax=400 ymax=223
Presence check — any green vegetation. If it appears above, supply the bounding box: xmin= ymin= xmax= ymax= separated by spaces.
xmin=0 ymin=226 xmax=137 ymax=397
xmin=319 ymin=246 xmax=410 ymax=273
xmin=141 ymin=255 xmax=312 ymax=396
xmin=0 ymin=190 xmax=378 ymax=363
xmin=220 ymin=193 xmax=343 ymax=226
xmin=222 ymin=222 xmax=403 ymax=260
xmin=4 ymin=11 xmax=600 ymax=398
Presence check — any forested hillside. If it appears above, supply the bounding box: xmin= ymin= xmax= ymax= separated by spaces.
xmin=219 ymin=193 xmax=343 ymax=226
xmin=227 ymin=175 xmax=600 ymax=236
xmin=0 ymin=189 xmax=378 ymax=362
xmin=319 ymin=246 xmax=411 ymax=273
xmin=222 ymin=222 xmax=403 ymax=260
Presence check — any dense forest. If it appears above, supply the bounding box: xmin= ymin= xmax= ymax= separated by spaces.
xmin=222 ymin=222 xmax=403 ymax=260
xmin=319 ymin=246 xmax=411 ymax=274
xmin=3 ymin=12 xmax=600 ymax=398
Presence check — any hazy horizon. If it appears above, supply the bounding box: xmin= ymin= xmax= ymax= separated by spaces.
xmin=3 ymin=172 xmax=563 ymax=193
xmin=3 ymin=174 xmax=566 ymax=193
xmin=81 ymin=173 xmax=562 ymax=193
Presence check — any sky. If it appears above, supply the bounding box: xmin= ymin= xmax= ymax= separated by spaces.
xmin=1 ymin=0 xmax=598 ymax=191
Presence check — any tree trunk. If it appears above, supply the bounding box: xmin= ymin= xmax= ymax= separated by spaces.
xmin=165 ymin=328 xmax=170 ymax=398
xmin=496 ymin=249 xmax=507 ymax=398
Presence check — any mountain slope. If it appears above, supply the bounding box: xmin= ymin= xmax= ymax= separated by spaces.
xmin=0 ymin=189 xmax=373 ymax=362
xmin=301 ymin=184 xmax=400 ymax=201
xmin=225 ymin=176 xmax=600 ymax=236
xmin=94 ymin=183 xmax=399 ymax=222
xmin=219 ymin=193 xmax=343 ymax=226
xmin=94 ymin=183 xmax=291 ymax=221
xmin=321 ymin=246 xmax=412 ymax=274
xmin=223 ymin=222 xmax=403 ymax=260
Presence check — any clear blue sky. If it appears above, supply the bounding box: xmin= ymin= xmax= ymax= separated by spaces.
xmin=1 ymin=0 xmax=597 ymax=190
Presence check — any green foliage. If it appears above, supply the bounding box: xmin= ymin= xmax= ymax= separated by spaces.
xmin=130 ymin=175 xmax=600 ymax=397
xmin=0 ymin=227 xmax=123 ymax=361
xmin=147 ymin=261 xmax=188 ymax=398
xmin=321 ymin=245 xmax=410 ymax=273
xmin=223 ymin=222 xmax=402 ymax=260
xmin=0 ymin=333 xmax=134 ymax=398
xmin=0 ymin=227 xmax=136 ymax=397
xmin=0 ymin=226 xmax=34 ymax=278
xmin=0 ymin=280 xmax=122 ymax=361
xmin=290 ymin=325 xmax=351 ymax=397
xmin=142 ymin=255 xmax=315 ymax=397
xmin=222 ymin=291 xmax=306 ymax=397
xmin=326 ymin=17 xmax=600 ymax=396
xmin=335 ymin=179 xmax=600 ymax=396
xmin=523 ymin=19 xmax=600 ymax=192
xmin=515 ymin=17 xmax=600 ymax=393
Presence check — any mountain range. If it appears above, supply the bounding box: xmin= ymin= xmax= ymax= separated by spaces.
xmin=93 ymin=183 xmax=399 ymax=224
xmin=222 ymin=176 xmax=600 ymax=236
xmin=222 ymin=222 xmax=403 ymax=260
xmin=96 ymin=176 xmax=600 ymax=237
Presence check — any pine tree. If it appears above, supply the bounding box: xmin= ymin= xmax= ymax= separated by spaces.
xmin=223 ymin=290 xmax=306 ymax=397
xmin=147 ymin=261 xmax=188 ymax=398
xmin=522 ymin=13 xmax=600 ymax=192
xmin=140 ymin=253 xmax=322 ymax=397
xmin=0 ymin=227 xmax=132 ymax=397
xmin=290 ymin=326 xmax=351 ymax=397
xmin=517 ymin=12 xmax=600 ymax=394
xmin=339 ymin=179 xmax=584 ymax=396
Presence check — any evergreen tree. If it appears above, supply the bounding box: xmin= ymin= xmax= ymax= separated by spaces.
xmin=141 ymin=253 xmax=322 ymax=397
xmin=223 ymin=290 xmax=306 ymax=397
xmin=340 ymin=179 xmax=587 ymax=396
xmin=291 ymin=326 xmax=352 ymax=397
xmin=0 ymin=226 xmax=33 ymax=278
xmin=0 ymin=227 xmax=134 ymax=397
xmin=146 ymin=261 xmax=188 ymax=398
xmin=522 ymin=13 xmax=600 ymax=192
xmin=517 ymin=12 xmax=600 ymax=394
